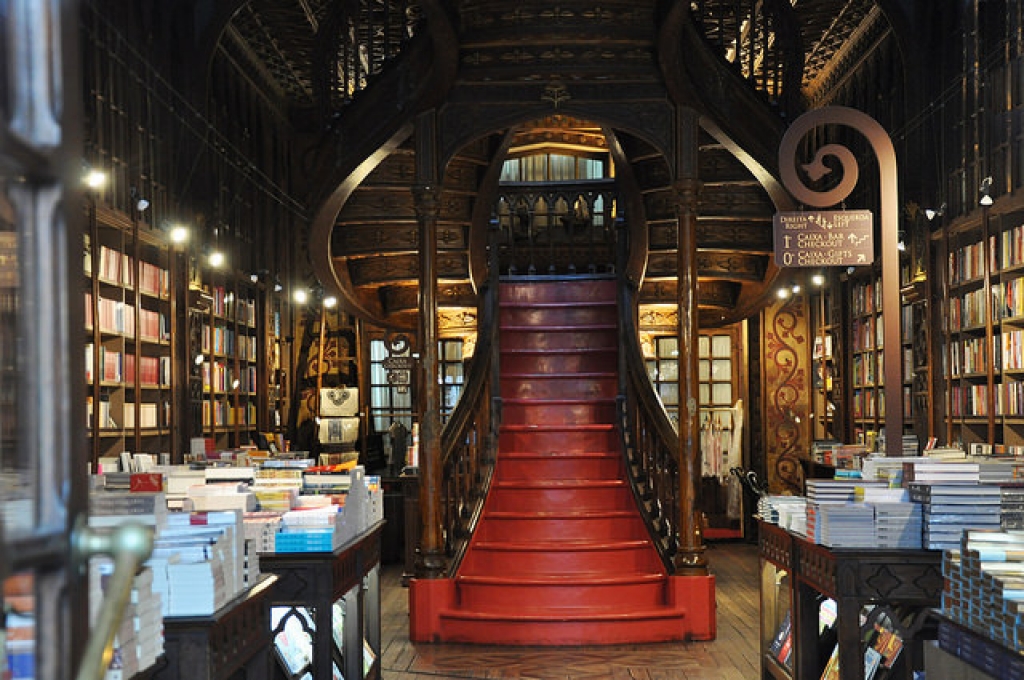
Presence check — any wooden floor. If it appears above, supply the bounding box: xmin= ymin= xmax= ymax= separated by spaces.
xmin=380 ymin=540 xmax=761 ymax=679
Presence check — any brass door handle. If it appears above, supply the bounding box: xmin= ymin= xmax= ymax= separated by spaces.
xmin=71 ymin=517 xmax=153 ymax=680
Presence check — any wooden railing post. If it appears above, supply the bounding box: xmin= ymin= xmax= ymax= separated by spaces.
xmin=413 ymin=110 xmax=446 ymax=578
xmin=672 ymin=107 xmax=708 ymax=575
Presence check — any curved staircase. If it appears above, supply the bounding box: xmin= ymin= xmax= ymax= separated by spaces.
xmin=409 ymin=277 xmax=716 ymax=645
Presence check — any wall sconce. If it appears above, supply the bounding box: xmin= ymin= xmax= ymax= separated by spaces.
xmin=273 ymin=276 xmax=283 ymax=293
xmin=169 ymin=224 xmax=189 ymax=245
xmin=323 ymin=295 xmax=338 ymax=309
xmin=980 ymin=177 xmax=994 ymax=206
xmin=811 ymin=273 xmax=826 ymax=287
xmin=130 ymin=186 xmax=150 ymax=213
xmin=897 ymin=231 xmax=907 ymax=251
xmin=925 ymin=202 xmax=946 ymax=221
xmin=293 ymin=288 xmax=309 ymax=304
xmin=208 ymin=250 xmax=226 ymax=268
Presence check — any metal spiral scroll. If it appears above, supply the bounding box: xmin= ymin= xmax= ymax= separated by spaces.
xmin=777 ymin=105 xmax=903 ymax=455
xmin=778 ymin=106 xmax=896 ymax=211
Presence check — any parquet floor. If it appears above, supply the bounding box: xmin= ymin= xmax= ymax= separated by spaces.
xmin=380 ymin=540 xmax=761 ymax=679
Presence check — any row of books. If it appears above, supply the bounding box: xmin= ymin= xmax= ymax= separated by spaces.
xmin=87 ymin=244 xmax=170 ymax=299
xmin=201 ymin=322 xmax=258 ymax=360
xmin=85 ymin=293 xmax=170 ymax=342
xmin=86 ymin=345 xmax=171 ymax=386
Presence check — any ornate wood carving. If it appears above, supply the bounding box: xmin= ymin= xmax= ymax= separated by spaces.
xmin=762 ymin=296 xmax=811 ymax=494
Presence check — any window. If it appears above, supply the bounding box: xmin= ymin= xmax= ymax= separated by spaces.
xmin=646 ymin=337 xmax=680 ymax=427
xmin=369 ymin=339 xmax=413 ymax=433
xmin=500 ymin=153 xmax=608 ymax=182
xmin=439 ymin=339 xmax=464 ymax=422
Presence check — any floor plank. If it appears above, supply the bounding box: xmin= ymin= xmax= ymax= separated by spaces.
xmin=380 ymin=541 xmax=760 ymax=679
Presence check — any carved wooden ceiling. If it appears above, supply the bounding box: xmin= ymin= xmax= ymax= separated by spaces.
xmin=217 ymin=0 xmax=887 ymax=329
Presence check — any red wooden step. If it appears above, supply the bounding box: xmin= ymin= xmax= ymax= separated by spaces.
xmin=436 ymin=607 xmax=687 ymax=646
xmin=499 ymin=372 xmax=617 ymax=400
xmin=454 ymin=572 xmax=669 ymax=611
xmin=500 ymin=301 xmax=617 ymax=327
xmin=501 ymin=348 xmax=617 ymax=374
xmin=459 ymin=538 xmax=663 ymax=575
xmin=501 ymin=398 xmax=616 ymax=426
xmin=500 ymin=278 xmax=616 ymax=304
xmin=486 ymin=479 xmax=633 ymax=512
xmin=498 ymin=424 xmax=618 ymax=452
xmin=499 ymin=327 xmax=618 ymax=351
xmin=495 ymin=451 xmax=622 ymax=481
xmin=473 ymin=510 xmax=649 ymax=542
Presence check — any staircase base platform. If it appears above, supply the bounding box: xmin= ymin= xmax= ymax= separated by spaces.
xmin=408 ymin=574 xmax=716 ymax=644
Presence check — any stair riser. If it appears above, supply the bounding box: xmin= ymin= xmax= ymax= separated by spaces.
xmin=500 ymin=280 xmax=616 ymax=304
xmin=476 ymin=516 xmax=648 ymax=542
xmin=500 ymin=305 xmax=616 ymax=327
xmin=502 ymin=401 xmax=616 ymax=426
xmin=456 ymin=581 xmax=666 ymax=611
xmin=501 ymin=329 xmax=618 ymax=351
xmin=460 ymin=548 xmax=663 ymax=575
xmin=501 ymin=351 xmax=617 ymax=374
xmin=437 ymin=616 xmax=686 ymax=646
xmin=487 ymin=486 xmax=633 ymax=512
xmin=500 ymin=375 xmax=617 ymax=400
xmin=498 ymin=428 xmax=618 ymax=452
xmin=496 ymin=456 xmax=622 ymax=480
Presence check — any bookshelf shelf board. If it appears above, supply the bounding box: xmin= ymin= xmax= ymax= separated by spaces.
xmin=950 ymin=323 xmax=987 ymax=335
xmin=762 ymin=653 xmax=792 ymax=680
xmin=948 ymin=275 xmax=986 ymax=292
xmin=999 ymin=315 xmax=1024 ymax=328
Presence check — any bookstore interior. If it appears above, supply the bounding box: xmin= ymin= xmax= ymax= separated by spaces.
xmin=11 ymin=2 xmax=1024 ymax=680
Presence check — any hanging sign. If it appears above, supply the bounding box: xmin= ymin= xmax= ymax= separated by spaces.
xmin=773 ymin=210 xmax=874 ymax=267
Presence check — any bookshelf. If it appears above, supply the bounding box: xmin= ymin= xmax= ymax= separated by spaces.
xmin=85 ymin=205 xmax=175 ymax=463
xmin=936 ymin=208 xmax=1024 ymax=451
xmin=267 ymin=289 xmax=291 ymax=440
xmin=193 ymin=274 xmax=261 ymax=450
xmin=849 ymin=277 xmax=885 ymax=442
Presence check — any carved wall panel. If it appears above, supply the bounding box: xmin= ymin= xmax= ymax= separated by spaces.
xmin=761 ymin=295 xmax=812 ymax=494
xmin=699 ymin=184 xmax=775 ymax=217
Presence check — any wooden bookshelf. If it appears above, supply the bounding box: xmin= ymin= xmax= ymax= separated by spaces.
xmin=85 ymin=204 xmax=175 ymax=464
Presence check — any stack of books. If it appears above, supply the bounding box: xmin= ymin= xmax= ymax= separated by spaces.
xmin=1003 ymin=486 xmax=1024 ymax=530
xmin=870 ymin=502 xmax=923 ymax=549
xmin=909 ymin=483 xmax=1002 ymax=551
xmin=757 ymin=496 xmax=807 ymax=533
xmin=942 ymin=529 xmax=1024 ymax=656
xmin=903 ymin=459 xmax=982 ymax=485
xmin=810 ymin=502 xmax=876 ymax=548
xmin=89 ymin=563 xmax=164 ymax=680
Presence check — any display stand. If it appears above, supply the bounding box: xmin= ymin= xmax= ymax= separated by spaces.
xmin=759 ymin=520 xmax=943 ymax=680
xmin=259 ymin=522 xmax=383 ymax=680
xmin=152 ymin=574 xmax=278 ymax=680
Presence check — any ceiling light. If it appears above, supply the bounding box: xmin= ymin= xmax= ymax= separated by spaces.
xmin=294 ymin=289 xmax=308 ymax=304
xmin=169 ymin=225 xmax=189 ymax=244
xmin=811 ymin=274 xmax=825 ymax=287
xmin=324 ymin=295 xmax=338 ymax=309
xmin=84 ymin=168 xmax=107 ymax=189
xmin=208 ymin=250 xmax=225 ymax=268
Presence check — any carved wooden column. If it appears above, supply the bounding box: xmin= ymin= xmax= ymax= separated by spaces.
xmin=673 ymin=107 xmax=708 ymax=574
xmin=413 ymin=111 xmax=446 ymax=578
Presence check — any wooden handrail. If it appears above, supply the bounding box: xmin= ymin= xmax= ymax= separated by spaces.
xmin=431 ymin=228 xmax=502 ymax=575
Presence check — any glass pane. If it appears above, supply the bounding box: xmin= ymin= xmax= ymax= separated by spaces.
xmin=699 ymin=384 xmax=711 ymax=405
xmin=660 ymin=360 xmax=678 ymax=381
xmin=712 ymin=359 xmax=732 ymax=379
xmin=698 ymin=336 xmax=710 ymax=358
xmin=712 ymin=335 xmax=731 ymax=358
xmin=658 ymin=337 xmax=678 ymax=359
xmin=698 ymin=359 xmax=710 ymax=381
xmin=443 ymin=341 xmax=463 ymax=362
xmin=713 ymin=383 xmax=733 ymax=405
xmin=646 ymin=360 xmax=657 ymax=381
xmin=659 ymin=383 xmax=678 ymax=406
xmin=0 ymin=217 xmax=30 ymax=538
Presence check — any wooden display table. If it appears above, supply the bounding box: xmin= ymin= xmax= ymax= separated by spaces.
xmin=152 ymin=574 xmax=278 ymax=680
xmin=759 ymin=520 xmax=944 ymax=680
xmin=259 ymin=522 xmax=383 ymax=680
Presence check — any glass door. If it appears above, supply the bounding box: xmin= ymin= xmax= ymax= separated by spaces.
xmin=1 ymin=2 xmax=90 ymax=678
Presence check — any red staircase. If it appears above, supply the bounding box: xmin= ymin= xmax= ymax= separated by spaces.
xmin=409 ymin=278 xmax=715 ymax=645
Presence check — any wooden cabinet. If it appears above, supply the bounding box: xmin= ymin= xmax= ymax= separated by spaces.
xmin=759 ymin=521 xmax=943 ymax=680
xmin=260 ymin=522 xmax=383 ymax=680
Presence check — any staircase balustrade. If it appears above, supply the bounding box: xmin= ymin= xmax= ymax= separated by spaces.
xmin=313 ymin=0 xmax=422 ymax=116
xmin=434 ymin=234 xmax=501 ymax=573
xmin=686 ymin=0 xmax=803 ymax=119
xmin=616 ymin=281 xmax=683 ymax=571
xmin=495 ymin=180 xmax=618 ymax=277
